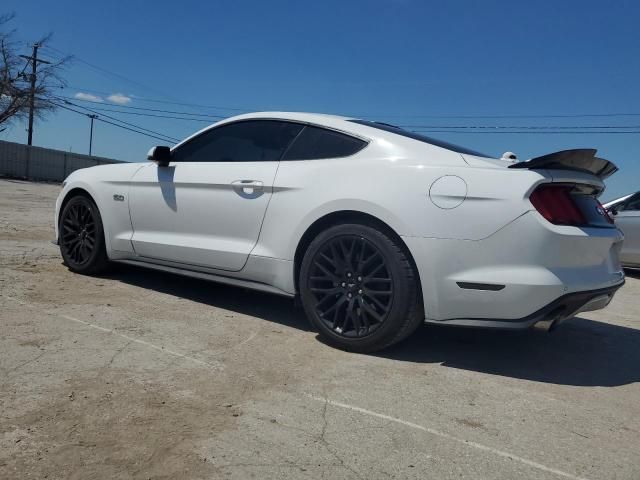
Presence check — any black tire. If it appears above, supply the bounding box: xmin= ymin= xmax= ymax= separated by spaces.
xmin=58 ymin=194 xmax=110 ymax=275
xmin=299 ymin=223 xmax=423 ymax=352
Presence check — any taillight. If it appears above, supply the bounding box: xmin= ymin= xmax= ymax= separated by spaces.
xmin=530 ymin=185 xmax=586 ymax=226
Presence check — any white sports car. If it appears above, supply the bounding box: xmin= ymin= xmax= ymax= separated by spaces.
xmin=604 ymin=191 xmax=640 ymax=267
xmin=55 ymin=112 xmax=625 ymax=352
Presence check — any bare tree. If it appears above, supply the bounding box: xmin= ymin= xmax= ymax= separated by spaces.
xmin=0 ymin=12 xmax=70 ymax=128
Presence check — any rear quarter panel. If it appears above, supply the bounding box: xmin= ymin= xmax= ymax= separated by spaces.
xmin=254 ymin=139 xmax=548 ymax=261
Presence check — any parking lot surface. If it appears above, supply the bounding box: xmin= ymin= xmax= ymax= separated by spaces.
xmin=1 ymin=178 xmax=639 ymax=480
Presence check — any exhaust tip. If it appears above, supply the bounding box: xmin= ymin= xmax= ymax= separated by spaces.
xmin=532 ymin=318 xmax=555 ymax=332
xmin=533 ymin=307 xmax=566 ymax=332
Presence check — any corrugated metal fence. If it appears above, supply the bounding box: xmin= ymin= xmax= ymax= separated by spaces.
xmin=0 ymin=140 xmax=126 ymax=182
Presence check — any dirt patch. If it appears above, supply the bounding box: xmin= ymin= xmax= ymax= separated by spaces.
xmin=0 ymin=369 xmax=239 ymax=479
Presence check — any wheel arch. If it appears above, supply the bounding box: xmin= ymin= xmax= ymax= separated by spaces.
xmin=58 ymin=187 xmax=96 ymax=223
xmin=56 ymin=186 xmax=104 ymax=248
xmin=293 ymin=210 xmax=422 ymax=295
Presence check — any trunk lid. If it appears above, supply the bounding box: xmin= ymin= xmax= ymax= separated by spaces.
xmin=461 ymin=150 xmax=617 ymax=228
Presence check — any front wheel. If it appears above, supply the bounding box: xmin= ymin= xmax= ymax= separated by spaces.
xmin=299 ymin=223 xmax=423 ymax=352
xmin=59 ymin=195 xmax=109 ymax=275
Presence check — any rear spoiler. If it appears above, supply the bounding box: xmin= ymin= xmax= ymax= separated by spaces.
xmin=508 ymin=149 xmax=618 ymax=180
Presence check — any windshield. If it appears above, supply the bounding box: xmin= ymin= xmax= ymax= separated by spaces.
xmin=348 ymin=119 xmax=492 ymax=158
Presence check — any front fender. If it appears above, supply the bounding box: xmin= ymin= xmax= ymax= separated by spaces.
xmin=54 ymin=163 xmax=145 ymax=257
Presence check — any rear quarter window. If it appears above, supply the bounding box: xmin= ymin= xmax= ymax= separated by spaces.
xmin=282 ymin=126 xmax=366 ymax=160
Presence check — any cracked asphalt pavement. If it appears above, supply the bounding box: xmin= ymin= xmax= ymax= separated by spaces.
xmin=1 ymin=179 xmax=639 ymax=479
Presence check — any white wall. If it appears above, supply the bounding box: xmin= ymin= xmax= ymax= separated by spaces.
xmin=0 ymin=140 xmax=124 ymax=182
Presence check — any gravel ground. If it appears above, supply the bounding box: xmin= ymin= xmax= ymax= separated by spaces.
xmin=1 ymin=178 xmax=639 ymax=480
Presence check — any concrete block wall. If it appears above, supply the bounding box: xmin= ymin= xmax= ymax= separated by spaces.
xmin=0 ymin=140 xmax=125 ymax=182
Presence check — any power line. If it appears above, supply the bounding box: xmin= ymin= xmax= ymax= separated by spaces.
xmin=65 ymin=84 xmax=640 ymax=120
xmin=56 ymin=103 xmax=213 ymax=123
xmin=39 ymin=102 xmax=104 ymax=153
xmin=59 ymin=99 xmax=181 ymax=143
xmin=62 ymin=100 xmax=182 ymax=142
xmin=41 ymin=46 xmax=250 ymax=113
xmin=46 ymin=99 xmax=640 ymax=154
xmin=51 ymin=101 xmax=177 ymax=143
xmin=96 ymin=117 xmax=178 ymax=143
xmin=58 ymin=82 xmax=640 ymax=120
xmin=55 ymin=95 xmax=225 ymax=119
xmin=60 ymin=85 xmax=251 ymax=112
xmin=54 ymin=95 xmax=640 ymax=131
xmin=41 ymin=46 xmax=640 ymax=121
xmin=36 ymin=45 xmax=640 ymax=137
xmin=40 ymin=45 xmax=183 ymax=103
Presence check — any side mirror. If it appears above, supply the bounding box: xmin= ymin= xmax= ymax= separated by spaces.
xmin=147 ymin=146 xmax=172 ymax=167
xmin=609 ymin=207 xmax=618 ymax=216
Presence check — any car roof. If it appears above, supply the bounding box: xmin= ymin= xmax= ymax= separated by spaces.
xmin=214 ymin=111 xmax=366 ymax=136
xmin=227 ymin=111 xmax=354 ymax=123
xmin=172 ymin=111 xmax=364 ymax=150
xmin=172 ymin=111 xmax=489 ymax=159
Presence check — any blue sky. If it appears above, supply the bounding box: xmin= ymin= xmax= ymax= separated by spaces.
xmin=2 ymin=0 xmax=639 ymax=200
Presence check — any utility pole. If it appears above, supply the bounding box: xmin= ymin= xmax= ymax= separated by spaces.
xmin=19 ymin=44 xmax=51 ymax=146
xmin=88 ymin=114 xmax=98 ymax=156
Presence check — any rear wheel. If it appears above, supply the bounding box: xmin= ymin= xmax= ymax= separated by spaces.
xmin=59 ymin=195 xmax=109 ymax=274
xmin=299 ymin=223 xmax=423 ymax=352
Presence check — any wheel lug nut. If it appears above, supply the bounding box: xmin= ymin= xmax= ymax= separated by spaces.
xmin=347 ymin=273 xmax=352 ymax=278
xmin=358 ymin=290 xmax=363 ymax=295
xmin=357 ymin=276 xmax=362 ymax=282
xmin=341 ymin=282 xmax=346 ymax=287
xmin=347 ymin=293 xmax=352 ymax=298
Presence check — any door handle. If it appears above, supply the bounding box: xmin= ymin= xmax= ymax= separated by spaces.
xmin=232 ymin=180 xmax=263 ymax=189
xmin=231 ymin=180 xmax=264 ymax=197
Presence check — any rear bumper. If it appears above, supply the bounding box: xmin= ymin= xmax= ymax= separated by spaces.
xmin=403 ymin=210 xmax=625 ymax=326
xmin=426 ymin=283 xmax=623 ymax=330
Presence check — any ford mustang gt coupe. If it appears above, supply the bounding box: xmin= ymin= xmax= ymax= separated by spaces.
xmin=604 ymin=192 xmax=640 ymax=268
xmin=55 ymin=112 xmax=625 ymax=352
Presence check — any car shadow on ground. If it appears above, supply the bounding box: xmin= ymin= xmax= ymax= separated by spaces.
xmin=106 ymin=265 xmax=639 ymax=388
xmin=379 ymin=320 xmax=640 ymax=387
xmin=104 ymin=264 xmax=312 ymax=332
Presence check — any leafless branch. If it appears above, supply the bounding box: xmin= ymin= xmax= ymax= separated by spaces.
xmin=0 ymin=12 xmax=68 ymax=126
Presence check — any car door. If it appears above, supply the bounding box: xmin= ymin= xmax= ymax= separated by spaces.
xmin=614 ymin=193 xmax=640 ymax=266
xmin=128 ymin=120 xmax=303 ymax=271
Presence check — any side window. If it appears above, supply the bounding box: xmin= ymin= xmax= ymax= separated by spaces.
xmin=282 ymin=126 xmax=367 ymax=160
xmin=172 ymin=120 xmax=303 ymax=162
